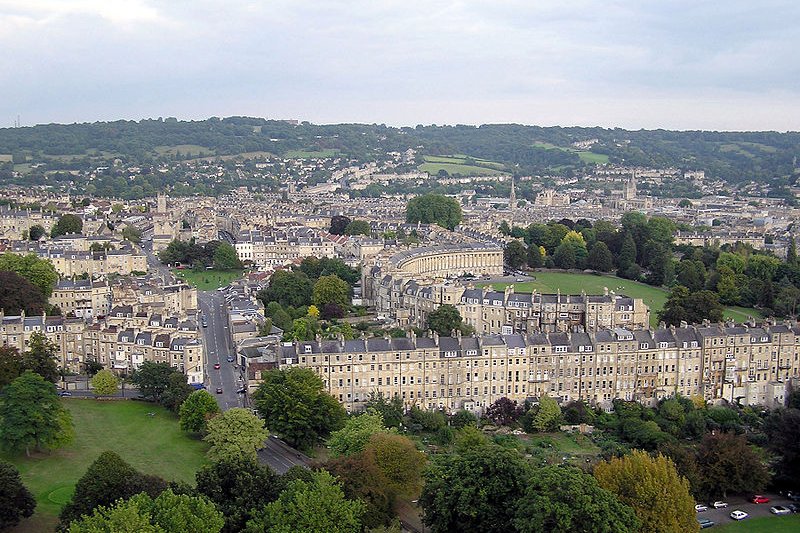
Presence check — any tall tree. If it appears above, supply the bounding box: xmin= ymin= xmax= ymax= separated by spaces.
xmin=244 ymin=470 xmax=365 ymax=533
xmin=59 ymin=450 xmax=168 ymax=529
xmin=91 ymin=369 xmax=119 ymax=396
xmin=504 ymin=240 xmax=527 ymax=270
xmin=426 ymin=304 xmax=464 ymax=336
xmin=587 ymin=241 xmax=614 ymax=272
xmin=179 ymin=389 xmax=221 ymax=434
xmin=0 ymin=461 xmax=36 ymax=530
xmin=485 ymin=397 xmax=523 ymax=426
xmin=363 ymin=392 xmax=404 ymax=428
xmin=212 ymin=242 xmax=242 ymax=270
xmin=0 ymin=253 xmax=58 ymax=297
xmin=0 ymin=271 xmax=47 ymax=315
xmin=0 ymin=345 xmax=23 ymax=389
xmin=532 ymin=396 xmax=563 ymax=432
xmin=344 ymin=219 xmax=371 ymax=236
xmin=329 ymin=215 xmax=352 ymax=235
xmin=50 ymin=214 xmax=83 ymax=237
xmin=420 ymin=444 xmax=531 ymax=533
xmin=513 ymin=466 xmax=639 ymax=533
xmin=406 ymin=194 xmax=463 ymax=230
xmin=594 ymin=450 xmax=697 ymax=533
xmin=312 ymin=274 xmax=350 ymax=311
xmin=253 ymin=368 xmax=346 ymax=450
xmin=764 ymin=407 xmax=800 ymax=487
xmin=129 ymin=361 xmax=177 ymax=403
xmin=204 ymin=408 xmax=270 ymax=462
xmin=196 ymin=456 xmax=281 ymax=533
xmin=258 ymin=270 xmax=313 ymax=308
xmin=328 ymin=411 xmax=389 ymax=457
xmin=364 ymin=433 xmax=426 ymax=500
xmin=28 ymin=224 xmax=45 ymax=241
xmin=0 ymin=371 xmax=74 ymax=456
xmin=617 ymin=232 xmax=638 ymax=279
xmin=21 ymin=331 xmax=60 ymax=382
xmin=696 ymin=432 xmax=769 ymax=499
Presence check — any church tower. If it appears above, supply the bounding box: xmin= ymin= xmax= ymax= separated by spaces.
xmin=624 ymin=172 xmax=637 ymax=201
xmin=509 ymin=177 xmax=517 ymax=210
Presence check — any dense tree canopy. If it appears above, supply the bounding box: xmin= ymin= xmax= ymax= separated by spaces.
xmin=0 ymin=270 xmax=47 ymax=315
xmin=179 ymin=389 xmax=221 ymax=434
xmin=406 ymin=194 xmax=463 ymax=230
xmin=253 ymin=368 xmax=346 ymax=450
xmin=0 ymin=461 xmax=36 ymax=530
xmin=0 ymin=253 xmax=59 ymax=297
xmin=204 ymin=408 xmax=270 ymax=462
xmin=0 ymin=371 xmax=74 ymax=456
xmin=50 ymin=213 xmax=83 ymax=237
xmin=594 ymin=450 xmax=697 ymax=533
xmin=426 ymin=304 xmax=467 ymax=336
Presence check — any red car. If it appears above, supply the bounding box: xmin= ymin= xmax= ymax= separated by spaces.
xmin=213 ymin=363 xmax=220 ymax=369
xmin=750 ymin=495 xmax=770 ymax=504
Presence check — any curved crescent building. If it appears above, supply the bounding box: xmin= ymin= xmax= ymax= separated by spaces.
xmin=387 ymin=243 xmax=504 ymax=278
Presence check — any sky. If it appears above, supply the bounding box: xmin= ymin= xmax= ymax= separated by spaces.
xmin=1 ymin=0 xmax=799 ymax=131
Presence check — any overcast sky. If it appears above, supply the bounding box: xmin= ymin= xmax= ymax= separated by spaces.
xmin=1 ymin=0 xmax=799 ymax=130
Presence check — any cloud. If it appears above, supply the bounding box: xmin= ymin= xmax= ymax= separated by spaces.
xmin=0 ymin=1 xmax=798 ymax=130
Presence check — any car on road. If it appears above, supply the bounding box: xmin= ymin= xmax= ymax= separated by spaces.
xmin=201 ymin=320 xmax=208 ymax=328
xmin=236 ymin=388 xmax=246 ymax=394
xmin=730 ymin=510 xmax=748 ymax=521
xmin=515 ymin=278 xmax=526 ymax=282
xmin=215 ymin=387 xmax=223 ymax=394
xmin=695 ymin=504 xmax=709 ymax=512
xmin=213 ymin=363 xmax=220 ymax=369
xmin=712 ymin=501 xmax=728 ymax=509
xmin=770 ymin=505 xmax=791 ymax=515
xmin=58 ymin=390 xmax=72 ymax=397
xmin=226 ymin=356 xmax=235 ymax=363
xmin=697 ymin=518 xmax=715 ymax=529
xmin=750 ymin=495 xmax=770 ymax=504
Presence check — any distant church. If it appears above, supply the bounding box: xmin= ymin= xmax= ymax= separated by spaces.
xmin=609 ymin=172 xmax=652 ymax=210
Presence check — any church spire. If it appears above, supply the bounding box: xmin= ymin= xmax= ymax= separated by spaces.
xmin=509 ymin=177 xmax=517 ymax=210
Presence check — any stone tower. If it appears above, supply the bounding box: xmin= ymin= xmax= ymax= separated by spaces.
xmin=624 ymin=172 xmax=637 ymax=201
xmin=509 ymin=177 xmax=517 ymax=210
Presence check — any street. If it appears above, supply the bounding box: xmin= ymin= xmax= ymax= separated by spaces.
xmin=257 ymin=436 xmax=313 ymax=474
xmin=198 ymin=290 xmax=243 ymax=410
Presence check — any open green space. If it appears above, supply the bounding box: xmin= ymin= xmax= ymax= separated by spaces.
xmin=526 ymin=432 xmax=599 ymax=455
xmin=714 ymin=514 xmax=800 ymax=532
xmin=283 ymin=149 xmax=338 ymax=159
xmin=154 ymin=144 xmax=214 ymax=156
xmin=172 ymin=268 xmax=244 ymax=291
xmin=480 ymin=272 xmax=760 ymax=327
xmin=419 ymin=155 xmax=508 ymax=176
xmin=576 ymin=151 xmax=610 ymax=164
xmin=2 ymin=399 xmax=208 ymax=530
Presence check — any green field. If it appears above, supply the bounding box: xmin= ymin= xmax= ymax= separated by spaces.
xmin=576 ymin=151 xmax=610 ymax=164
xmin=480 ymin=272 xmax=760 ymax=327
xmin=3 ymin=399 xmax=208 ymax=531
xmin=419 ymin=154 xmax=508 ymax=177
xmin=714 ymin=514 xmax=800 ymax=532
xmin=283 ymin=149 xmax=338 ymax=159
xmin=172 ymin=268 xmax=244 ymax=291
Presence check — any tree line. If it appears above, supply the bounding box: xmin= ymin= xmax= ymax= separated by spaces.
xmin=502 ymin=213 xmax=800 ymax=324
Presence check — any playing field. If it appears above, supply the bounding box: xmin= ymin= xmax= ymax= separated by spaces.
xmin=480 ymin=272 xmax=760 ymax=327
xmin=2 ymin=399 xmax=209 ymax=531
xmin=172 ymin=268 xmax=244 ymax=291
xmin=419 ymin=154 xmax=507 ymax=176
xmin=283 ymin=149 xmax=338 ymax=159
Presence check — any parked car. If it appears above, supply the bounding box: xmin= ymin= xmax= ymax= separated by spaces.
xmin=786 ymin=491 xmax=800 ymax=502
xmin=226 ymin=356 xmax=235 ymax=363
xmin=712 ymin=501 xmax=728 ymax=509
xmin=215 ymin=387 xmax=223 ymax=394
xmin=697 ymin=518 xmax=715 ymax=529
xmin=58 ymin=390 xmax=72 ymax=397
xmin=787 ymin=503 xmax=800 ymax=513
xmin=695 ymin=504 xmax=709 ymax=512
xmin=750 ymin=495 xmax=770 ymax=504
xmin=730 ymin=510 xmax=748 ymax=521
xmin=770 ymin=505 xmax=791 ymax=515
xmin=213 ymin=363 xmax=220 ymax=369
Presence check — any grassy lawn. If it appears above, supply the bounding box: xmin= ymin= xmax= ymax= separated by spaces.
xmin=714 ymin=514 xmax=800 ymax=532
xmin=480 ymin=272 xmax=760 ymax=327
xmin=3 ymin=399 xmax=208 ymax=531
xmin=172 ymin=268 xmax=243 ymax=291
xmin=283 ymin=149 xmax=338 ymax=159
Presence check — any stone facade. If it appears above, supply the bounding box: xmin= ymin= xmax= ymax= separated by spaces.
xmin=272 ymin=322 xmax=800 ymax=413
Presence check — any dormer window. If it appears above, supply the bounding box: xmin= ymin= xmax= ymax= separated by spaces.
xmin=304 ymin=345 xmax=312 ymax=354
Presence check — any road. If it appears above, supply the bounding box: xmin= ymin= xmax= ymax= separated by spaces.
xmin=257 ymin=436 xmax=313 ymax=474
xmin=697 ymin=493 xmax=797 ymax=526
xmin=198 ymin=290 xmax=243 ymax=410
